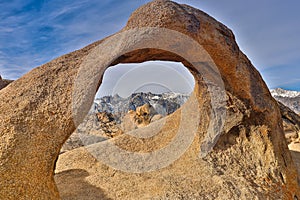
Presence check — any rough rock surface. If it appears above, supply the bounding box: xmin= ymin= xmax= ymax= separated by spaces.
xmin=278 ymin=101 xmax=300 ymax=143
xmin=288 ymin=143 xmax=300 ymax=185
xmin=95 ymin=112 xmax=123 ymax=137
xmin=0 ymin=0 xmax=299 ymax=199
xmin=60 ymin=112 xmax=123 ymax=153
xmin=121 ymin=103 xmax=157 ymax=130
xmin=62 ymin=96 xmax=300 ymax=155
xmin=62 ymin=103 xmax=161 ymax=153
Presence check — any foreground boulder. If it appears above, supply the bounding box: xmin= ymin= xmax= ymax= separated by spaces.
xmin=0 ymin=0 xmax=299 ymax=199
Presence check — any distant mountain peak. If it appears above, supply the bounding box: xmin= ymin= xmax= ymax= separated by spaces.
xmin=271 ymin=88 xmax=300 ymax=114
xmin=270 ymin=88 xmax=300 ymax=98
xmin=93 ymin=92 xmax=190 ymax=123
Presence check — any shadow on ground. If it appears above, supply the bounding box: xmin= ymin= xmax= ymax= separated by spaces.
xmin=55 ymin=169 xmax=111 ymax=200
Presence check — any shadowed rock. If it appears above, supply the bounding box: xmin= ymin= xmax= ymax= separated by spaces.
xmin=0 ymin=75 xmax=13 ymax=90
xmin=278 ymin=101 xmax=300 ymax=143
xmin=0 ymin=0 xmax=299 ymax=199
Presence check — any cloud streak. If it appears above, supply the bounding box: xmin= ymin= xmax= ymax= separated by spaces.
xmin=0 ymin=0 xmax=299 ymax=91
xmin=0 ymin=0 xmax=154 ymax=79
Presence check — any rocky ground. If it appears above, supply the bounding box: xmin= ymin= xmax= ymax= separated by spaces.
xmin=61 ymin=103 xmax=164 ymax=152
xmin=280 ymin=100 xmax=300 ymax=181
xmin=279 ymin=101 xmax=300 ymax=144
xmin=61 ymin=93 xmax=181 ymax=152
xmin=55 ymin=96 xmax=300 ymax=199
xmin=55 ymin=104 xmax=300 ymax=200
xmin=289 ymin=143 xmax=300 ymax=181
xmin=61 ymin=92 xmax=300 ymax=153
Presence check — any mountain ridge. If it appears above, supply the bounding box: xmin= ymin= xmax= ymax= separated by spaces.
xmin=271 ymin=88 xmax=300 ymax=114
xmin=93 ymin=92 xmax=190 ymax=123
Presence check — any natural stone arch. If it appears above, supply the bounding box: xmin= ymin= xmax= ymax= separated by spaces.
xmin=0 ymin=0 xmax=299 ymax=199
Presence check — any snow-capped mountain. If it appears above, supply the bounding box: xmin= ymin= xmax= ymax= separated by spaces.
xmin=270 ymin=88 xmax=300 ymax=98
xmin=91 ymin=89 xmax=300 ymax=123
xmin=270 ymin=88 xmax=300 ymax=114
xmin=92 ymin=92 xmax=190 ymax=123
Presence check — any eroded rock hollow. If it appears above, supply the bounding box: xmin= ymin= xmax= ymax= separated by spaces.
xmin=0 ymin=0 xmax=299 ymax=199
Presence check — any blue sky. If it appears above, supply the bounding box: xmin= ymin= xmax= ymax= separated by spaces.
xmin=1 ymin=0 xmax=300 ymax=91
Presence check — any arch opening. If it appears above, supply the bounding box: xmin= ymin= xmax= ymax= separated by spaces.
xmin=60 ymin=23 xmax=229 ymax=174
xmin=60 ymin=59 xmax=196 ymax=153
xmin=65 ymin=27 xmax=226 ymax=173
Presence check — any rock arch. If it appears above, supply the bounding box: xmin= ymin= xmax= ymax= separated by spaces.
xmin=0 ymin=0 xmax=299 ymax=199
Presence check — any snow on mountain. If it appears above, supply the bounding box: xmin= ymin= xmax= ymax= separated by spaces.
xmin=270 ymin=88 xmax=300 ymax=114
xmin=91 ymin=89 xmax=299 ymax=122
xmin=92 ymin=92 xmax=190 ymax=123
xmin=270 ymin=88 xmax=300 ymax=98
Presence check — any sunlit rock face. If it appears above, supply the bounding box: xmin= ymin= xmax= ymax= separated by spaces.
xmin=0 ymin=0 xmax=299 ymax=199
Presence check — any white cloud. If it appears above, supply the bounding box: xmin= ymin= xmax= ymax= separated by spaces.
xmin=0 ymin=0 xmax=299 ymax=90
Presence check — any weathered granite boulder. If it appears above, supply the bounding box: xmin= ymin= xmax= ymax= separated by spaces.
xmin=0 ymin=0 xmax=299 ymax=199
xmin=121 ymin=103 xmax=157 ymax=132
